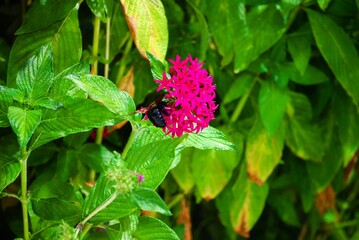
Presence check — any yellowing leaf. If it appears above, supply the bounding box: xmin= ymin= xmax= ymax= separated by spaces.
xmin=245 ymin=119 xmax=284 ymax=185
xmin=121 ymin=0 xmax=168 ymax=62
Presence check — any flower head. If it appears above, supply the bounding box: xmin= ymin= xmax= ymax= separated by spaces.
xmin=154 ymin=55 xmax=217 ymax=137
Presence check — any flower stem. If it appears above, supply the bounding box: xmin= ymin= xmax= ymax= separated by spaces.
xmin=75 ymin=192 xmax=118 ymax=238
xmin=89 ymin=16 xmax=101 ymax=182
xmin=230 ymin=78 xmax=257 ymax=123
xmin=20 ymin=147 xmax=30 ymax=240
xmin=104 ymin=17 xmax=111 ymax=79
xmin=91 ymin=17 xmax=101 ymax=75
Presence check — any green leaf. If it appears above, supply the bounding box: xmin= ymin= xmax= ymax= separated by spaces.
xmin=223 ymin=73 xmax=254 ymax=104
xmin=147 ymin=51 xmax=166 ymax=80
xmin=120 ymin=0 xmax=168 ymax=62
xmin=66 ymin=74 xmax=135 ymax=117
xmin=55 ymin=149 xmax=78 ymax=182
xmin=192 ymin=148 xmax=240 ymax=200
xmin=258 ymin=81 xmax=287 ymax=136
xmin=317 ymin=0 xmax=332 ymax=10
xmin=333 ymin=88 xmax=359 ymax=166
xmin=230 ymin=164 xmax=269 ymax=238
xmin=286 ymin=92 xmax=325 ymax=162
xmin=7 ymin=6 xmax=81 ymax=86
xmin=180 ymin=126 xmax=237 ymax=151
xmin=16 ymin=44 xmax=53 ymax=103
xmin=51 ymin=7 xmax=82 ymax=75
xmin=187 ymin=0 xmax=210 ymax=60
xmin=287 ymin=30 xmax=311 ymax=75
xmin=106 ymin=214 xmax=139 ymax=240
xmin=82 ymin=173 xmax=137 ymax=223
xmin=31 ymin=181 xmax=83 ymax=225
xmin=306 ymin=133 xmax=343 ymax=192
xmin=33 ymin=98 xmax=117 ymax=148
xmin=307 ymin=9 xmax=359 ymax=106
xmin=171 ymin=148 xmax=195 ymax=194
xmin=125 ymin=137 xmax=183 ymax=189
xmin=268 ymin=194 xmax=301 ymax=227
xmin=16 ymin=0 xmax=78 ymax=34
xmin=79 ymin=143 xmax=115 ymax=172
xmin=289 ymin=64 xmax=329 ymax=85
xmin=131 ymin=187 xmax=171 ymax=216
xmin=0 ymin=154 xmax=21 ymax=192
xmin=8 ymin=106 xmax=42 ymax=148
xmin=207 ymin=0 xmax=244 ymax=66
xmin=0 ymin=86 xmax=13 ymax=127
xmin=245 ymin=119 xmax=284 ymax=185
xmin=234 ymin=5 xmax=285 ymax=73
xmin=48 ymin=62 xmax=89 ymax=103
xmin=133 ymin=216 xmax=180 ymax=240
xmin=86 ymin=0 xmax=113 ymax=22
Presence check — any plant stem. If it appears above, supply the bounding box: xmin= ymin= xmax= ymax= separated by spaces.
xmin=104 ymin=17 xmax=111 ymax=79
xmin=229 ymin=78 xmax=257 ymax=123
xmin=121 ymin=124 xmax=138 ymax=159
xmin=91 ymin=17 xmax=101 ymax=75
xmin=75 ymin=192 xmax=118 ymax=238
xmin=89 ymin=16 xmax=101 ymax=182
xmin=20 ymin=147 xmax=30 ymax=240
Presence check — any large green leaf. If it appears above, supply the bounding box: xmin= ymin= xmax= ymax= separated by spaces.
xmin=131 ymin=187 xmax=171 ymax=216
xmin=258 ymin=81 xmax=287 ymax=136
xmin=8 ymin=106 xmax=42 ymax=148
xmin=245 ymin=119 xmax=284 ymax=185
xmin=192 ymin=148 xmax=240 ymax=200
xmin=125 ymin=137 xmax=183 ymax=189
xmin=147 ymin=51 xmax=166 ymax=80
xmin=16 ymin=0 xmax=78 ymax=34
xmin=307 ymin=9 xmax=359 ymax=106
xmin=289 ymin=64 xmax=329 ymax=85
xmin=121 ymin=0 xmax=168 ymax=62
xmin=133 ymin=216 xmax=180 ymax=240
xmin=55 ymin=149 xmax=78 ymax=182
xmin=32 ymin=98 xmax=117 ymax=148
xmin=31 ymin=181 xmax=83 ymax=225
xmin=7 ymin=6 xmax=81 ymax=86
xmin=234 ymin=5 xmax=286 ymax=73
xmin=0 ymin=154 xmax=21 ymax=192
xmin=230 ymin=164 xmax=269 ymax=238
xmin=66 ymin=74 xmax=135 ymax=117
xmin=223 ymin=73 xmax=254 ymax=104
xmin=16 ymin=44 xmax=53 ymax=103
xmin=267 ymin=193 xmax=301 ymax=227
xmin=207 ymin=0 xmax=245 ymax=66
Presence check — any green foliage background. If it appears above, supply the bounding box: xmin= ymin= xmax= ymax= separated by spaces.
xmin=1 ymin=0 xmax=359 ymax=239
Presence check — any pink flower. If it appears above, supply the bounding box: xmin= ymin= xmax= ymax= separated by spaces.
xmin=154 ymin=55 xmax=217 ymax=137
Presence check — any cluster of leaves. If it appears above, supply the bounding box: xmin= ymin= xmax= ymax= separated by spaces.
xmin=1 ymin=0 xmax=359 ymax=239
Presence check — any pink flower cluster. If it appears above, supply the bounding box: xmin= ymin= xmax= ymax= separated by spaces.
xmin=155 ymin=55 xmax=217 ymax=137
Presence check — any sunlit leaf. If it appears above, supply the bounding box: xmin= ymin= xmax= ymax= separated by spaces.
xmin=66 ymin=74 xmax=135 ymax=117
xmin=121 ymin=0 xmax=168 ymax=62
xmin=8 ymin=106 xmax=42 ymax=148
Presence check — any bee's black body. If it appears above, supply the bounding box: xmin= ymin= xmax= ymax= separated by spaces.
xmin=147 ymin=100 xmax=169 ymax=128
